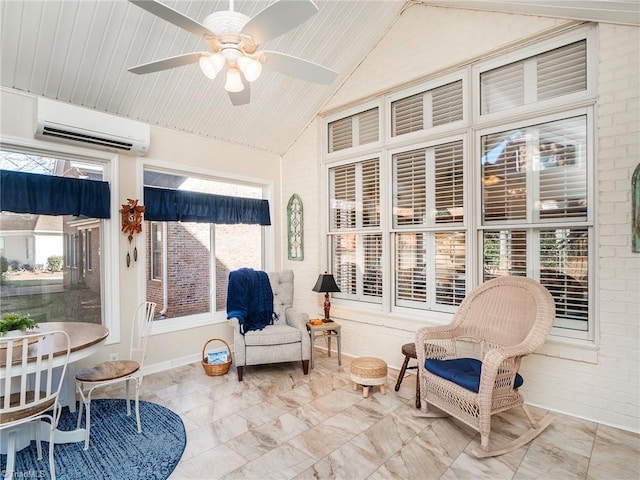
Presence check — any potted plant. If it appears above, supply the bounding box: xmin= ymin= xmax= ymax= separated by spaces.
xmin=0 ymin=312 xmax=38 ymax=336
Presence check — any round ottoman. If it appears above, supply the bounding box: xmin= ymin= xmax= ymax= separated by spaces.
xmin=350 ymin=357 xmax=387 ymax=398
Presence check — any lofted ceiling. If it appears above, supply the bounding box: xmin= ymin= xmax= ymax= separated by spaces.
xmin=1 ymin=0 xmax=407 ymax=156
xmin=1 ymin=1 xmax=638 ymax=156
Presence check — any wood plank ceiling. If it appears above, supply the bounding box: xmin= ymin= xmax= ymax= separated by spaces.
xmin=2 ymin=1 xmax=638 ymax=156
xmin=1 ymin=0 xmax=407 ymax=155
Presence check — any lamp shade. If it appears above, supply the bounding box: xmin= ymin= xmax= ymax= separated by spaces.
xmin=224 ymin=68 xmax=244 ymax=92
xmin=312 ymin=273 xmax=340 ymax=293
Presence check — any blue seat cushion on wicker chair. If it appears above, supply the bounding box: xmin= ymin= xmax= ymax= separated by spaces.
xmin=424 ymin=357 xmax=524 ymax=393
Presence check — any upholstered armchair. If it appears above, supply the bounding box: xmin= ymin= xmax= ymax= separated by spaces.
xmin=228 ymin=270 xmax=311 ymax=381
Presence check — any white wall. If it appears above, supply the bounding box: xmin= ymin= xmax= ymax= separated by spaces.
xmin=0 ymin=88 xmax=283 ymax=371
xmin=282 ymin=5 xmax=640 ymax=432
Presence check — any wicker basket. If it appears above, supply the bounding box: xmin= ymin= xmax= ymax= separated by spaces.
xmin=201 ymin=338 xmax=232 ymax=376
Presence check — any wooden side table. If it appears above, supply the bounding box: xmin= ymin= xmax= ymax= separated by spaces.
xmin=306 ymin=320 xmax=342 ymax=369
xmin=394 ymin=342 xmax=421 ymax=409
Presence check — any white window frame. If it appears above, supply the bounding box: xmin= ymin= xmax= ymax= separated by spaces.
xmin=324 ymin=100 xmax=384 ymax=161
xmin=321 ymin=25 xmax=597 ymax=343
xmin=471 ymin=25 xmax=596 ymax=124
xmin=386 ymin=70 xmax=469 ymax=146
xmin=0 ymin=135 xmax=120 ymax=345
xmin=139 ymin=159 xmax=275 ymax=336
xmin=326 ymin=153 xmax=384 ymax=305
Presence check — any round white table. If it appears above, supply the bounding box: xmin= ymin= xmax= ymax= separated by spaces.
xmin=0 ymin=322 xmax=109 ymax=453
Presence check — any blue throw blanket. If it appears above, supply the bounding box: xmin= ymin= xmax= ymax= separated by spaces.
xmin=226 ymin=268 xmax=277 ymax=335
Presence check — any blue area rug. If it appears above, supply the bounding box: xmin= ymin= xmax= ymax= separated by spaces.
xmin=1 ymin=399 xmax=186 ymax=480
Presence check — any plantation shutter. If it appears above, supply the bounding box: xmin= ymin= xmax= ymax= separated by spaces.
xmin=395 ymin=232 xmax=427 ymax=303
xmin=481 ymin=40 xmax=587 ymax=115
xmin=328 ymin=117 xmax=352 ymax=152
xmin=434 ymin=140 xmax=464 ymax=224
xmin=481 ymin=130 xmax=527 ymax=222
xmin=537 ymin=116 xmax=587 ymax=220
xmin=332 ymin=234 xmax=356 ymax=294
xmin=362 ymin=159 xmax=380 ymax=227
xmin=432 ymin=81 xmax=464 ymax=126
xmin=358 ymin=108 xmax=379 ymax=145
xmin=363 ymin=234 xmax=383 ymax=297
xmin=482 ymin=229 xmax=528 ymax=278
xmin=392 ymin=80 xmax=463 ymax=136
xmin=392 ymin=92 xmax=423 ymax=136
xmin=539 ymin=228 xmax=588 ymax=329
xmin=480 ymin=62 xmax=524 ymax=114
xmin=537 ymin=41 xmax=587 ymax=100
xmin=328 ymin=108 xmax=379 ymax=153
xmin=330 ymin=165 xmax=356 ymax=229
xmin=393 ymin=149 xmax=426 ymax=226
xmin=435 ymin=232 xmax=466 ymax=306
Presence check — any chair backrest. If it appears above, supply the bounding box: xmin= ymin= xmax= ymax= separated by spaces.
xmin=451 ymin=276 xmax=556 ymax=351
xmin=267 ymin=270 xmax=294 ymax=322
xmin=129 ymin=302 xmax=157 ymax=367
xmin=1 ymin=330 xmax=70 ymax=425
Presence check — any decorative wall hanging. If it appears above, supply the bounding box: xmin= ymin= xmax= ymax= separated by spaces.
xmin=287 ymin=193 xmax=304 ymax=261
xmin=633 ymin=164 xmax=640 ymax=253
xmin=121 ymin=199 xmax=145 ymax=267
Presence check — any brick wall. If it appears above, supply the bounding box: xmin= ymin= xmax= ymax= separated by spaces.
xmin=144 ymin=220 xmax=261 ymax=316
xmin=591 ymin=23 xmax=640 ymax=428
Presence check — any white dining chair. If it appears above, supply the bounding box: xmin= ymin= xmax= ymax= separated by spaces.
xmin=75 ymin=302 xmax=156 ymax=449
xmin=1 ymin=330 xmax=71 ymax=480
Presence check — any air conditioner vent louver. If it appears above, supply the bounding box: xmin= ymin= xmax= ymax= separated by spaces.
xmin=35 ymin=97 xmax=150 ymax=155
xmin=42 ymin=126 xmax=134 ymax=151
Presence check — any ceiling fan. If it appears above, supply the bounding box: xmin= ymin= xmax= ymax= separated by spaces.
xmin=127 ymin=0 xmax=338 ymax=106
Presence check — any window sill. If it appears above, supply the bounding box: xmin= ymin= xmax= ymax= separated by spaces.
xmin=330 ymin=302 xmax=598 ymax=363
xmin=150 ymin=311 xmax=228 ymax=336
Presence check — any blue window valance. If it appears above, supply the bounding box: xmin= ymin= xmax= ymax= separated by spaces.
xmin=144 ymin=186 xmax=271 ymax=225
xmin=0 ymin=169 xmax=111 ymax=218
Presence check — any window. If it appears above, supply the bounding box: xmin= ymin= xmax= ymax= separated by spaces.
xmin=150 ymin=222 xmax=163 ymax=281
xmin=323 ymin=27 xmax=594 ymax=339
xmin=392 ymin=80 xmax=463 ymax=136
xmin=328 ymin=158 xmax=382 ymax=302
xmin=480 ymin=40 xmax=587 ymax=115
xmin=0 ymin=149 xmax=110 ymax=325
xmin=143 ymin=168 xmax=267 ymax=320
xmin=479 ymin=116 xmax=591 ymax=336
xmin=392 ymin=139 xmax=466 ymax=310
xmin=328 ymin=107 xmax=379 ymax=153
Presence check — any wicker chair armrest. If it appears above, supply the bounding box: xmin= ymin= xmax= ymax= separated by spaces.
xmin=416 ymin=325 xmax=460 ymax=342
xmin=478 ymin=346 xmax=529 ymax=395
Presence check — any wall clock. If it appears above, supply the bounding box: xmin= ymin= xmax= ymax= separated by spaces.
xmin=121 ymin=198 xmax=145 ymax=267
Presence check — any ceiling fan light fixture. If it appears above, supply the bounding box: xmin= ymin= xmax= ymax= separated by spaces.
xmin=237 ymin=56 xmax=262 ymax=82
xmin=224 ymin=68 xmax=244 ymax=92
xmin=199 ymin=53 xmax=226 ymax=79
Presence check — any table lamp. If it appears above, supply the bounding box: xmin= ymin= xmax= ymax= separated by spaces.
xmin=312 ymin=272 xmax=341 ymax=322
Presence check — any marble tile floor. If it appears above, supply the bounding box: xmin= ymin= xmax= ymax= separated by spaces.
xmin=99 ymin=352 xmax=639 ymax=480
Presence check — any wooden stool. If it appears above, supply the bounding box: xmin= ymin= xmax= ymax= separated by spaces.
xmin=394 ymin=343 xmax=421 ymax=409
xmin=350 ymin=357 xmax=387 ymax=398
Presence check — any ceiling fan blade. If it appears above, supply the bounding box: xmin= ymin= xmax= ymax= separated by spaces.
xmin=228 ymin=74 xmax=251 ymax=106
xmin=128 ymin=52 xmax=204 ymax=74
xmin=241 ymin=0 xmax=319 ymax=45
xmin=129 ymin=0 xmax=215 ymax=38
xmin=261 ymin=51 xmax=337 ymax=85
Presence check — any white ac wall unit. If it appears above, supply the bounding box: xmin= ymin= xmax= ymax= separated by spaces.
xmin=35 ymin=97 xmax=150 ymax=155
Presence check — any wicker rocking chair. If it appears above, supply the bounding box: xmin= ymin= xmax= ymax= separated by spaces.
xmin=415 ymin=275 xmax=556 ymax=458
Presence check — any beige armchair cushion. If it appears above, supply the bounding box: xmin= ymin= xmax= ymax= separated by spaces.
xmin=229 ymin=270 xmax=310 ymax=381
